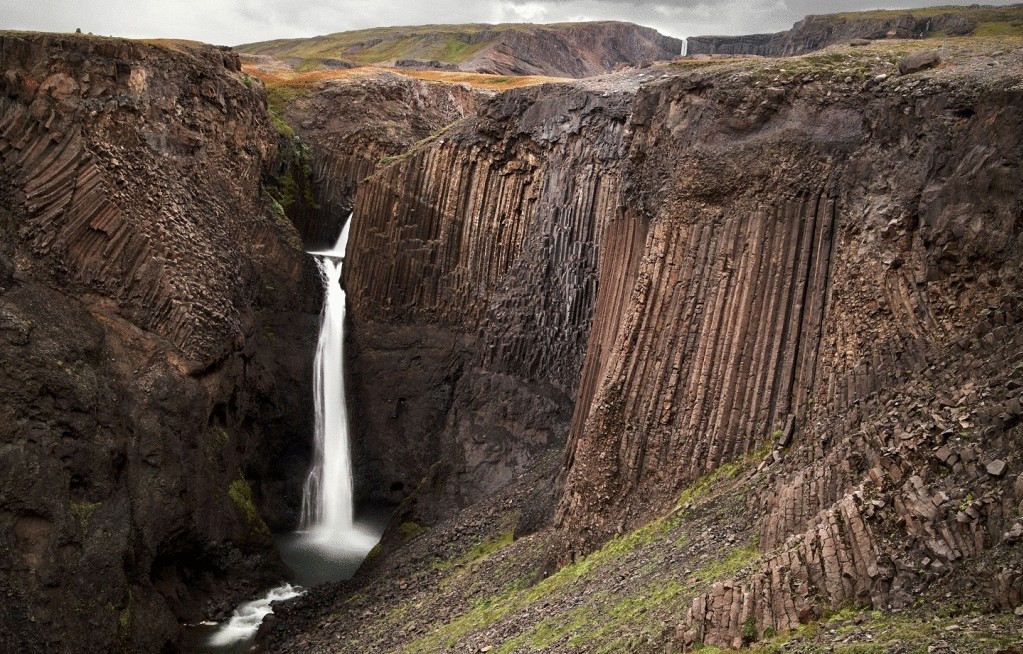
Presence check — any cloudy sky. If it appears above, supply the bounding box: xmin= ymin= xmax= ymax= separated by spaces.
xmin=2 ymin=0 xmax=1018 ymax=45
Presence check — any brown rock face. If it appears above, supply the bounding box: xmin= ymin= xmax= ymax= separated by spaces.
xmin=554 ymin=57 xmax=1023 ymax=645
xmin=274 ymin=70 xmax=480 ymax=248
xmin=315 ymin=41 xmax=1023 ymax=648
xmin=0 ymin=33 xmax=319 ymax=652
xmin=343 ymin=82 xmax=630 ymax=517
xmin=458 ymin=22 xmax=685 ymax=77
xmin=688 ymin=10 xmax=978 ymax=56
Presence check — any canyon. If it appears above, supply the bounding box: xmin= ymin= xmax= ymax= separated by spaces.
xmin=2 ymin=8 xmax=1023 ymax=654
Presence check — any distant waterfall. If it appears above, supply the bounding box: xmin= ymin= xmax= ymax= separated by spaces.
xmin=300 ymin=215 xmax=376 ymax=550
xmin=681 ymin=37 xmax=688 ymax=57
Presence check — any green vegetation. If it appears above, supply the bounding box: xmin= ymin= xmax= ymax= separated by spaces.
xmin=399 ymin=521 xmax=427 ymax=542
xmin=208 ymin=425 xmax=230 ymax=450
xmin=399 ymin=454 xmax=766 ymax=653
xmin=228 ymin=475 xmax=270 ymax=537
xmin=70 ymin=500 xmax=99 ymax=533
xmin=237 ymin=23 xmax=572 ymax=67
xmin=749 ymin=607 xmax=1022 ymax=654
xmin=118 ymin=587 xmax=134 ymax=632
xmin=435 ymin=528 xmax=515 ymax=572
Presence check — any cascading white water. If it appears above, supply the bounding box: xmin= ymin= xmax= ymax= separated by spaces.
xmin=299 ymin=216 xmax=377 ymax=551
xmin=206 ymin=584 xmax=304 ymax=648
xmin=204 ymin=216 xmax=380 ymax=651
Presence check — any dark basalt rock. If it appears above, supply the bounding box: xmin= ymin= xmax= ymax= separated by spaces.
xmin=0 ymin=32 xmax=320 ymax=653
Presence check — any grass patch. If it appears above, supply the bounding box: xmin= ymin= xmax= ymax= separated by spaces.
xmin=399 ymin=521 xmax=427 ymax=542
xmin=228 ymin=475 xmax=270 ymax=537
xmin=435 ymin=528 xmax=515 ymax=572
xmin=403 ymin=461 xmax=763 ymax=654
xmin=118 ymin=587 xmax=133 ymax=632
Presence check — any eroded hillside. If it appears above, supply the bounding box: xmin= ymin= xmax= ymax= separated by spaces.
xmin=237 ymin=21 xmax=685 ymax=79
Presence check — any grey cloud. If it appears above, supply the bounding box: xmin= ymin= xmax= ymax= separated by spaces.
xmin=1 ymin=0 xmax=1020 ymax=46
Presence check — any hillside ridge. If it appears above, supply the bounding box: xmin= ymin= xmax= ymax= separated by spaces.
xmin=236 ymin=20 xmax=685 ymax=78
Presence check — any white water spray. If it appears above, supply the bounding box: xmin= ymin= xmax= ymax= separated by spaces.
xmin=300 ymin=216 xmax=377 ymax=551
xmin=206 ymin=583 xmax=304 ymax=648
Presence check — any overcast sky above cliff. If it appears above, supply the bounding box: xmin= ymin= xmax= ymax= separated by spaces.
xmin=3 ymin=0 xmax=1020 ymax=44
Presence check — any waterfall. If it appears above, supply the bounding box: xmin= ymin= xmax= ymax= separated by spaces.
xmin=300 ymin=215 xmax=377 ymax=551
xmin=202 ymin=215 xmax=380 ymax=650
xmin=680 ymin=37 xmax=688 ymax=57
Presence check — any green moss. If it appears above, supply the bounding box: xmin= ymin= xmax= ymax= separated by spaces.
xmin=70 ymin=500 xmax=99 ymax=533
xmin=118 ymin=587 xmax=133 ymax=632
xmin=399 ymin=521 xmax=427 ymax=542
xmin=742 ymin=615 xmax=759 ymax=644
xmin=228 ymin=476 xmax=270 ymax=537
xmin=365 ymin=543 xmax=383 ymax=562
xmin=208 ymin=425 xmax=230 ymax=450
xmin=435 ymin=528 xmax=515 ymax=572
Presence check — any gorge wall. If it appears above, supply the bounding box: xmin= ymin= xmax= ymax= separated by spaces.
xmin=274 ymin=71 xmax=479 ymax=248
xmin=343 ymin=82 xmax=631 ymax=518
xmin=0 ymin=34 xmax=319 ymax=652
xmin=325 ymin=41 xmax=1023 ymax=649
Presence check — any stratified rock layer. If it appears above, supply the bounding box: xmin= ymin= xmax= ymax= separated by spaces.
xmin=275 ymin=70 xmax=480 ymax=248
xmin=344 ymin=82 xmax=630 ymax=514
xmin=687 ymin=8 xmax=983 ymax=56
xmin=0 ymin=33 xmax=318 ymax=653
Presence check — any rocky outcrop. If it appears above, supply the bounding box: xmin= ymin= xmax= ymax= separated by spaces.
xmin=269 ymin=70 xmax=479 ymax=248
xmin=259 ymin=34 xmax=1023 ymax=654
xmin=343 ymin=81 xmax=631 ymax=515
xmin=687 ymin=8 xmax=983 ymax=56
xmin=553 ymin=49 xmax=1023 ymax=647
xmin=0 ymin=33 xmax=319 ymax=652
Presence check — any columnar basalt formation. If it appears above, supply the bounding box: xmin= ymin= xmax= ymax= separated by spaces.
xmin=344 ymin=82 xmax=630 ymax=514
xmin=262 ymin=41 xmax=1023 ymax=654
xmin=0 ymin=34 xmax=319 ymax=652
xmin=272 ymin=71 xmax=480 ymax=248
xmin=555 ymin=51 xmax=1023 ymax=647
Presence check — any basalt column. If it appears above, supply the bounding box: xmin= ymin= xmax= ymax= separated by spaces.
xmin=344 ymin=84 xmax=630 ymax=519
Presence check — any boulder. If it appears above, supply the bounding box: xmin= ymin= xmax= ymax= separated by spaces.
xmin=899 ymin=49 xmax=942 ymax=75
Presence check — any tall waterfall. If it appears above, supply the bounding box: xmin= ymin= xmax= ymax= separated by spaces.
xmin=202 ymin=215 xmax=379 ymax=650
xmin=300 ymin=215 xmax=376 ymax=551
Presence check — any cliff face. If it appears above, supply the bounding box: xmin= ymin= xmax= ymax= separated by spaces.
xmin=0 ymin=34 xmax=318 ymax=652
xmin=272 ymin=71 xmax=479 ymax=248
xmin=271 ymin=42 xmax=1023 ymax=652
xmin=556 ymin=50 xmax=1023 ymax=645
xmin=687 ymin=9 xmax=984 ymax=56
xmin=343 ymin=80 xmax=631 ymax=515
